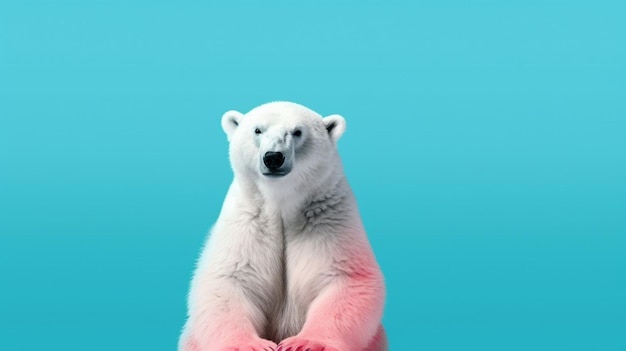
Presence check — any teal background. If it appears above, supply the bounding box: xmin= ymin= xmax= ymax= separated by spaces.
xmin=1 ymin=1 xmax=624 ymax=350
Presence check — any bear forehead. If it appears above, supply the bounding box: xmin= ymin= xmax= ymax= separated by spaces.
xmin=245 ymin=101 xmax=323 ymax=124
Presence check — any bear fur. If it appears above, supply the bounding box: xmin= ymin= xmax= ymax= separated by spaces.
xmin=179 ymin=101 xmax=387 ymax=351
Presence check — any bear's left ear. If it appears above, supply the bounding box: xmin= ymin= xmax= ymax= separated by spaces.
xmin=322 ymin=114 xmax=346 ymax=142
xmin=221 ymin=110 xmax=243 ymax=141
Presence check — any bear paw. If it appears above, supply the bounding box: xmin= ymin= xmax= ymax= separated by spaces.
xmin=276 ymin=337 xmax=339 ymax=351
xmin=221 ymin=337 xmax=278 ymax=351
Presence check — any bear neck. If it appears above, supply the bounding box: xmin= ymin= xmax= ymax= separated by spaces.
xmin=233 ymin=163 xmax=351 ymax=222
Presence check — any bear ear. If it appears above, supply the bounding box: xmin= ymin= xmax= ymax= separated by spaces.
xmin=322 ymin=114 xmax=346 ymax=142
xmin=221 ymin=110 xmax=243 ymax=141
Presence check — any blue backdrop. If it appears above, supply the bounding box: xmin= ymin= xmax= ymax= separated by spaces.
xmin=1 ymin=1 xmax=624 ymax=350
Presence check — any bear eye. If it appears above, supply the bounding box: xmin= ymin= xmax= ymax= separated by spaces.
xmin=293 ymin=130 xmax=302 ymax=137
xmin=254 ymin=128 xmax=262 ymax=135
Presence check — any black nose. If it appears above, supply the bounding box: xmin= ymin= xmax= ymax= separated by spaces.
xmin=263 ymin=152 xmax=285 ymax=170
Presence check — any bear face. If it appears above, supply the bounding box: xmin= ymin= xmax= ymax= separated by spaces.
xmin=221 ymin=102 xmax=346 ymax=188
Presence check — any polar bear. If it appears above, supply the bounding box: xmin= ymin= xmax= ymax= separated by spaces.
xmin=179 ymin=101 xmax=387 ymax=351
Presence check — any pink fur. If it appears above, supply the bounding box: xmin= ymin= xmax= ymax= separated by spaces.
xmin=277 ymin=249 xmax=385 ymax=351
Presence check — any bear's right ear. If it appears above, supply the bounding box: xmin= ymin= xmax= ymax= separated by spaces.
xmin=221 ymin=110 xmax=243 ymax=141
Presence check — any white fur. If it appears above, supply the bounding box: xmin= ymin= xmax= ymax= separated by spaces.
xmin=179 ymin=102 xmax=386 ymax=351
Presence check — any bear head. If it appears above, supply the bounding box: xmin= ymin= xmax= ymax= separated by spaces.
xmin=220 ymin=101 xmax=346 ymax=191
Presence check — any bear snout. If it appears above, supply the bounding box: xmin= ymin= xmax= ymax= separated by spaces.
xmin=263 ymin=151 xmax=285 ymax=170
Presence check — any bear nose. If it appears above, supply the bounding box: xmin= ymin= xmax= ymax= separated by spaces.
xmin=263 ymin=151 xmax=285 ymax=170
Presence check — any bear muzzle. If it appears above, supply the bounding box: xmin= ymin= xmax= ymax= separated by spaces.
xmin=261 ymin=151 xmax=292 ymax=177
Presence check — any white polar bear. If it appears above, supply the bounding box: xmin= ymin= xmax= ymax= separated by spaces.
xmin=179 ymin=101 xmax=387 ymax=351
